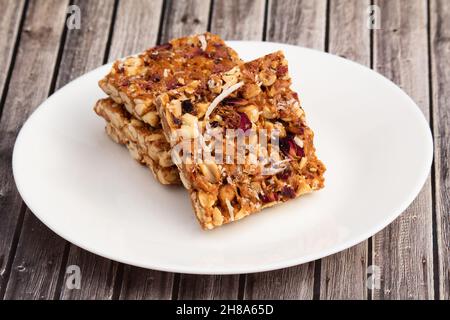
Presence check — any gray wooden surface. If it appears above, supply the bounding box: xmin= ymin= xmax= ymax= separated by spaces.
xmin=0 ymin=0 xmax=448 ymax=300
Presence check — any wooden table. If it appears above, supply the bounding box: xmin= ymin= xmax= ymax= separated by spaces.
xmin=0 ymin=0 xmax=448 ymax=300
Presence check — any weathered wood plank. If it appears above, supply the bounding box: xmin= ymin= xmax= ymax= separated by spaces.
xmin=0 ymin=0 xmax=26 ymax=113
xmin=210 ymin=0 xmax=266 ymax=40
xmin=320 ymin=0 xmax=370 ymax=300
xmin=160 ymin=0 xmax=211 ymax=42
xmin=0 ymin=0 xmax=26 ymax=296
xmin=177 ymin=275 xmax=240 ymax=300
xmin=108 ymin=0 xmax=164 ymax=61
xmin=243 ymin=0 xmax=326 ymax=300
xmin=244 ymin=263 xmax=315 ymax=299
xmin=60 ymin=246 xmax=119 ymax=300
xmin=119 ymin=266 xmax=173 ymax=300
xmin=174 ymin=0 xmax=266 ymax=300
xmin=430 ymin=0 xmax=450 ymax=300
xmin=266 ymin=0 xmax=327 ymax=49
xmin=372 ymin=0 xmax=433 ymax=300
xmin=0 ymin=0 xmax=69 ymax=299
xmin=3 ymin=212 xmax=67 ymax=299
xmin=4 ymin=0 xmax=116 ymax=300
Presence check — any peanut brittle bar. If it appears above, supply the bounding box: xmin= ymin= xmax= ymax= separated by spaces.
xmin=156 ymin=51 xmax=325 ymax=229
xmin=99 ymin=32 xmax=241 ymax=128
xmin=94 ymin=98 xmax=180 ymax=185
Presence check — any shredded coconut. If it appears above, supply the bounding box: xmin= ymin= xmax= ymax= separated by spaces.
xmin=261 ymin=159 xmax=291 ymax=176
xmin=294 ymin=136 xmax=304 ymax=148
xmin=198 ymin=34 xmax=207 ymax=51
xmin=225 ymin=199 xmax=234 ymax=221
xmin=163 ymin=68 xmax=169 ymax=78
xmin=205 ymin=82 xmax=244 ymax=120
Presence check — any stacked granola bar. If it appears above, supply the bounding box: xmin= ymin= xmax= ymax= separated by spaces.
xmin=95 ymin=32 xmax=241 ymax=184
xmin=95 ymin=33 xmax=325 ymax=229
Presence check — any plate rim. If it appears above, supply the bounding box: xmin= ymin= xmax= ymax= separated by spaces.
xmin=12 ymin=40 xmax=434 ymax=274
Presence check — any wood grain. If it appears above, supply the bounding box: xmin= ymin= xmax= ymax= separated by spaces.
xmin=210 ymin=0 xmax=266 ymax=40
xmin=0 ymin=0 xmax=69 ymax=299
xmin=160 ymin=0 xmax=211 ymax=42
xmin=243 ymin=0 xmax=327 ymax=300
xmin=0 ymin=0 xmax=446 ymax=301
xmin=177 ymin=275 xmax=240 ymax=300
xmin=372 ymin=0 xmax=434 ymax=300
xmin=119 ymin=266 xmax=173 ymax=300
xmin=244 ymin=263 xmax=315 ymax=299
xmin=0 ymin=0 xmax=26 ymax=296
xmin=60 ymin=246 xmax=119 ymax=300
xmin=430 ymin=0 xmax=450 ymax=300
xmin=267 ymin=0 xmax=327 ymax=49
xmin=0 ymin=0 xmax=25 ymax=113
xmin=319 ymin=0 xmax=370 ymax=300
xmin=108 ymin=0 xmax=164 ymax=61
xmin=4 ymin=0 xmax=116 ymax=300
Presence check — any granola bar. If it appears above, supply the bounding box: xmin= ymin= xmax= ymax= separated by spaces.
xmin=94 ymin=98 xmax=180 ymax=185
xmin=99 ymin=32 xmax=241 ymax=128
xmin=156 ymin=51 xmax=325 ymax=229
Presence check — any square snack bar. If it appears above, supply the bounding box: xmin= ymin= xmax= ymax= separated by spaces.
xmin=99 ymin=32 xmax=241 ymax=128
xmin=156 ymin=51 xmax=326 ymax=229
xmin=94 ymin=98 xmax=180 ymax=185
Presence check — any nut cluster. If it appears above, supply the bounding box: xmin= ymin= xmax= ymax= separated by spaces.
xmin=99 ymin=32 xmax=242 ymax=129
xmin=156 ymin=51 xmax=325 ymax=229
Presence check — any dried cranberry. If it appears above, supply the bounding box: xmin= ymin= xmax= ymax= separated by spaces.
xmin=212 ymin=47 xmax=229 ymax=59
xmin=181 ymin=100 xmax=194 ymax=113
xmin=222 ymin=97 xmax=248 ymax=106
xmin=260 ymin=192 xmax=278 ymax=203
xmin=154 ymin=43 xmax=172 ymax=51
xmin=279 ymin=137 xmax=304 ymax=158
xmin=210 ymin=121 xmax=219 ymax=128
xmin=260 ymin=194 xmax=270 ymax=203
xmin=185 ymin=47 xmax=203 ymax=59
xmin=213 ymin=63 xmax=229 ymax=73
xmin=294 ymin=144 xmax=304 ymax=158
xmin=276 ymin=65 xmax=288 ymax=77
xmin=239 ymin=113 xmax=252 ymax=132
xmin=150 ymin=74 xmax=161 ymax=82
xmin=119 ymin=79 xmax=130 ymax=87
xmin=276 ymin=168 xmax=291 ymax=180
xmin=281 ymin=186 xmax=296 ymax=199
xmin=166 ymin=78 xmax=180 ymax=90
xmin=142 ymin=82 xmax=153 ymax=90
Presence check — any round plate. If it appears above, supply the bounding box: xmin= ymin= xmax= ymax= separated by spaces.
xmin=12 ymin=41 xmax=433 ymax=274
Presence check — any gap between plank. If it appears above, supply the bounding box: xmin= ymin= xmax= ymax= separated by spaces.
xmin=207 ymin=0 xmax=215 ymax=32
xmin=171 ymin=273 xmax=180 ymax=300
xmin=312 ymin=0 xmax=331 ymax=300
xmin=426 ymin=0 xmax=440 ymax=301
xmin=156 ymin=0 xmax=168 ymax=45
xmin=52 ymin=242 xmax=71 ymax=300
xmin=0 ymin=0 xmax=29 ymax=122
xmin=367 ymin=0 xmax=374 ymax=301
xmin=262 ymin=0 xmax=269 ymax=41
xmin=0 ymin=203 xmax=27 ymax=299
xmin=102 ymin=0 xmax=120 ymax=64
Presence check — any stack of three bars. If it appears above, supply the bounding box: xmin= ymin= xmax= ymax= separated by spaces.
xmin=95 ymin=33 xmax=325 ymax=230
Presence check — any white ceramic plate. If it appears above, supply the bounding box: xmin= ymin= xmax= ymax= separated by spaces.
xmin=13 ymin=41 xmax=433 ymax=274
